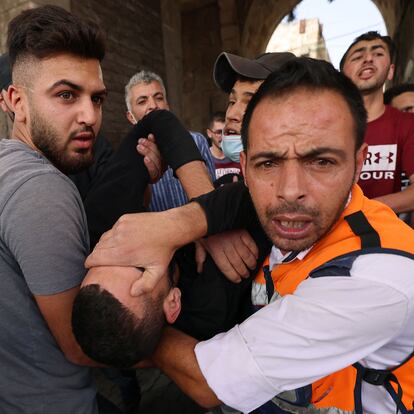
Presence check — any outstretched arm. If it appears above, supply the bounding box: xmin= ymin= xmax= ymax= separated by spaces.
xmin=84 ymin=110 xmax=213 ymax=248
xmin=86 ymin=202 xmax=208 ymax=294
xmin=374 ymin=174 xmax=414 ymax=214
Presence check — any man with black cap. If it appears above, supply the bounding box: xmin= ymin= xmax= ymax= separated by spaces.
xmin=214 ymin=52 xmax=294 ymax=165
xmin=193 ymin=51 xmax=295 ymax=278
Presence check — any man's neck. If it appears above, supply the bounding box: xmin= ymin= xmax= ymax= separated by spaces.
xmin=210 ymin=145 xmax=225 ymax=159
xmin=11 ymin=123 xmax=38 ymax=153
xmin=362 ymin=89 xmax=386 ymax=122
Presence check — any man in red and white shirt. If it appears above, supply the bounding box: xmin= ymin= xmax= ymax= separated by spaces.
xmin=341 ymin=31 xmax=414 ymax=214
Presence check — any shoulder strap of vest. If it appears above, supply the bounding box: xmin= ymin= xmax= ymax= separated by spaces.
xmin=344 ymin=210 xmax=381 ymax=248
xmin=353 ymin=360 xmax=413 ymax=414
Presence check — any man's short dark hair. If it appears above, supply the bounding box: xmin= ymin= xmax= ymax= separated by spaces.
xmin=241 ymin=57 xmax=367 ymax=151
xmin=72 ymin=261 xmax=177 ymax=368
xmin=339 ymin=31 xmax=395 ymax=71
xmin=384 ymin=83 xmax=414 ymax=105
xmin=209 ymin=111 xmax=225 ymax=128
xmin=72 ymin=284 xmax=165 ymax=368
xmin=7 ymin=5 xmax=105 ymax=69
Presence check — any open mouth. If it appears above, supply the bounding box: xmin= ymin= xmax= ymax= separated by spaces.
xmin=358 ymin=66 xmax=375 ymax=79
xmin=272 ymin=216 xmax=313 ymax=239
xmin=72 ymin=133 xmax=94 ymax=149
xmin=223 ymin=128 xmax=240 ymax=136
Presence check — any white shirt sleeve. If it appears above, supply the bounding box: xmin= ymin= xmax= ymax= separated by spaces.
xmin=195 ymin=254 xmax=414 ymax=413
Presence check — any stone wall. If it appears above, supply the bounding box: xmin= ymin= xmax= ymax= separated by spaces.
xmin=71 ymin=0 xmax=165 ymax=147
xmin=181 ymin=2 xmax=227 ymax=134
xmin=392 ymin=0 xmax=414 ymax=83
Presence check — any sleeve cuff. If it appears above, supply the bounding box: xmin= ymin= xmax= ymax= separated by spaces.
xmin=195 ymin=325 xmax=277 ymax=413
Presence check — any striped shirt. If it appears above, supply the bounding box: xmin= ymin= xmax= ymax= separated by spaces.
xmin=149 ymin=131 xmax=215 ymax=211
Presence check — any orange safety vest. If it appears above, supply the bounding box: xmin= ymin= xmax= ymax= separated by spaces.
xmin=252 ymin=185 xmax=414 ymax=413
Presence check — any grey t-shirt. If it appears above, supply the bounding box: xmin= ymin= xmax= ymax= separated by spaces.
xmin=0 ymin=140 xmax=97 ymax=413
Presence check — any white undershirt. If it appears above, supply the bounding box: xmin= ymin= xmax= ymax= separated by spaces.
xmin=195 ymin=253 xmax=414 ymax=413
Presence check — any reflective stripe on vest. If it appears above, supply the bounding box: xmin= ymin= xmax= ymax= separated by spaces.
xmin=251 ymin=185 xmax=414 ymax=413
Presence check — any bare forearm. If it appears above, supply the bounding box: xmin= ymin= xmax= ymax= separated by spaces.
xmin=153 ymin=327 xmax=220 ymax=408
xmin=176 ymin=160 xmax=214 ymax=200
xmin=375 ymin=186 xmax=414 ymax=214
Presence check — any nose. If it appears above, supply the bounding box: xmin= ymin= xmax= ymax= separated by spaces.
xmin=363 ymin=51 xmax=374 ymax=63
xmin=277 ymin=160 xmax=306 ymax=204
xmin=78 ymin=98 xmax=99 ymax=127
xmin=226 ymin=101 xmax=244 ymax=124
xmin=147 ymin=96 xmax=159 ymax=113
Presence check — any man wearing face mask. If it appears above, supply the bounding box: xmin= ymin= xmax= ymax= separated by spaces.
xmin=215 ymin=51 xmax=295 ymax=165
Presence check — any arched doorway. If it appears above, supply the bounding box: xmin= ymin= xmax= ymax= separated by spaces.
xmin=265 ymin=0 xmax=387 ymax=69
xmin=240 ymin=0 xmax=413 ymax=83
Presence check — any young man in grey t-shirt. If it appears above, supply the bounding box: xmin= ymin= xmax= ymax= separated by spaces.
xmin=0 ymin=6 xmax=106 ymax=413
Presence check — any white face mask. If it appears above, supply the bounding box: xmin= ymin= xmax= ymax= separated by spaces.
xmin=221 ymin=133 xmax=243 ymax=162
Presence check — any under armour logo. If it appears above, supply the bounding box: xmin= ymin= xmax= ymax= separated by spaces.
xmin=362 ymin=144 xmax=397 ymax=172
xmin=374 ymin=152 xmax=394 ymax=164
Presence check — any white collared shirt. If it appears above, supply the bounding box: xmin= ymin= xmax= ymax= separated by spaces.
xmin=195 ymin=253 xmax=414 ymax=413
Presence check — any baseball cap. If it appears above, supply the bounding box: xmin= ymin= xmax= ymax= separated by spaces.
xmin=213 ymin=51 xmax=296 ymax=93
xmin=0 ymin=53 xmax=12 ymax=91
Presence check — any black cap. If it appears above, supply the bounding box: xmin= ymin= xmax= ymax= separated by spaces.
xmin=0 ymin=54 xmax=12 ymax=91
xmin=213 ymin=51 xmax=296 ymax=93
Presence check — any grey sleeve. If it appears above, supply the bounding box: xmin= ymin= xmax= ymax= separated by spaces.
xmin=1 ymin=172 xmax=89 ymax=295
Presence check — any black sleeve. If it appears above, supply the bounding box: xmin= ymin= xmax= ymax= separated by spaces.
xmin=194 ymin=181 xmax=261 ymax=235
xmin=139 ymin=109 xmax=203 ymax=172
xmin=174 ymin=226 xmax=272 ymax=340
xmin=175 ymin=183 xmax=272 ymax=340
xmin=84 ymin=110 xmax=204 ymax=248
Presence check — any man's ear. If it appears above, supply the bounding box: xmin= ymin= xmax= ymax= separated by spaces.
xmin=354 ymin=143 xmax=368 ymax=183
xmin=126 ymin=111 xmax=136 ymax=125
xmin=8 ymin=85 xmax=27 ymax=123
xmin=387 ymin=63 xmax=395 ymax=81
xmin=163 ymin=287 xmax=181 ymax=324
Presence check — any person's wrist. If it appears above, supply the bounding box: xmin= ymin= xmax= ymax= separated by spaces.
xmin=164 ymin=203 xmax=208 ymax=249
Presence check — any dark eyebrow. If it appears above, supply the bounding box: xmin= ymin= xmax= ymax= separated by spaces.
xmin=299 ymin=147 xmax=347 ymax=160
xmin=350 ymin=44 xmax=386 ymax=57
xmin=47 ymin=79 xmax=107 ymax=97
xmin=47 ymin=79 xmax=83 ymax=93
xmin=350 ymin=46 xmax=366 ymax=56
xmin=250 ymin=147 xmax=347 ymax=162
xmin=229 ymin=89 xmax=256 ymax=99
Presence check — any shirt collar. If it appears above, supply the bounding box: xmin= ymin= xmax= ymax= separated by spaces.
xmin=269 ymin=246 xmax=312 ymax=270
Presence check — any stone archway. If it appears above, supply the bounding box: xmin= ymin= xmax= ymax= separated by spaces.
xmin=178 ymin=0 xmax=414 ymax=133
xmin=239 ymin=0 xmax=413 ymax=84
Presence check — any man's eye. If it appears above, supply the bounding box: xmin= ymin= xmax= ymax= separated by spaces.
xmin=351 ymin=55 xmax=362 ymax=62
xmin=259 ymin=160 xmax=277 ymax=169
xmin=227 ymin=100 xmax=235 ymax=108
xmin=311 ymin=158 xmax=334 ymax=167
xmin=58 ymin=91 xmax=74 ymax=100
